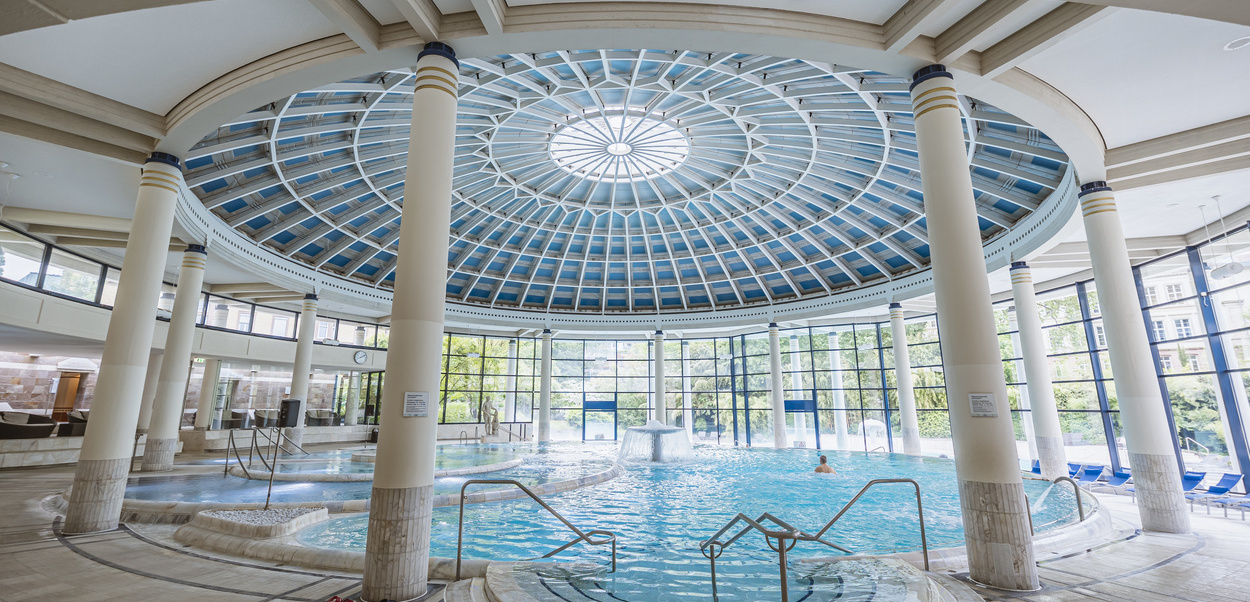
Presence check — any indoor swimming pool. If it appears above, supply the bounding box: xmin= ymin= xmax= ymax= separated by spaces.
xmin=296 ymin=443 xmax=1091 ymax=601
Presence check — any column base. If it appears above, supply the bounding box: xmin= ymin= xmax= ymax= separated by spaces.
xmin=140 ymin=437 xmax=178 ymax=472
xmin=362 ymin=484 xmax=434 ymax=602
xmin=1036 ymin=436 xmax=1067 ymax=480
xmin=902 ymin=427 xmax=922 ymax=456
xmin=958 ymin=479 xmax=1039 ymax=591
xmin=282 ymin=427 xmax=304 ymax=453
xmin=63 ymin=456 xmax=131 ymax=534
xmin=1129 ymin=452 xmax=1191 ymax=533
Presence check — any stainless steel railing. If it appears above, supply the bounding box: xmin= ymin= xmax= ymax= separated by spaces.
xmin=699 ymin=478 xmax=928 ymax=602
xmin=1023 ymin=474 xmax=1088 ymax=524
xmin=455 ymin=478 xmax=617 ymax=580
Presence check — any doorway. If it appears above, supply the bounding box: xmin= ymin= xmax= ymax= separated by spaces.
xmin=51 ymin=372 xmax=87 ymax=422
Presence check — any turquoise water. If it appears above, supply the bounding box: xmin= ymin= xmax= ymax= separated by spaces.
xmin=298 ymin=444 xmax=1089 ymax=601
xmin=267 ymin=445 xmax=516 ymax=475
xmin=123 ymin=444 xmax=608 ymax=504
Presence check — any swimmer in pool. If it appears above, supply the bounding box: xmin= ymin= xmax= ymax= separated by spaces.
xmin=814 ymin=455 xmax=835 ymax=474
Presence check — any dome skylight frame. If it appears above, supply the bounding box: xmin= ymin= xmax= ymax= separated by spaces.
xmin=185 ymin=49 xmax=1070 ymax=315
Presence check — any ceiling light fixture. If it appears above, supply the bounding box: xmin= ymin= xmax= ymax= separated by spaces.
xmin=1225 ymin=36 xmax=1250 ymax=51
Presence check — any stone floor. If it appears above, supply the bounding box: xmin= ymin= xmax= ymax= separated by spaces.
xmin=1 ymin=447 xmax=1249 ymax=601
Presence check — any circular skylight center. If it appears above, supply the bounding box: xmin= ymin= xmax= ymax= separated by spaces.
xmin=550 ymin=114 xmax=689 ymax=182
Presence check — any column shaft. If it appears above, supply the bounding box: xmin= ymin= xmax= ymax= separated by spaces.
xmin=143 ymin=245 xmax=208 ymax=471
xmin=361 ymin=42 xmax=459 ymax=602
xmin=654 ymin=331 xmax=666 ymax=424
xmin=911 ymin=66 xmax=1036 ymax=590
xmin=768 ymin=324 xmax=787 ymax=448
xmin=504 ymin=339 xmax=517 ymax=423
xmin=681 ymin=340 xmax=693 ymax=436
xmin=1080 ymin=181 xmax=1189 ymax=533
xmin=789 ymin=335 xmax=807 ymax=446
xmin=344 ymin=371 xmax=360 ymax=426
xmin=830 ymin=348 xmax=850 ymax=449
xmin=134 ymin=351 xmax=163 ymax=434
xmin=539 ymin=330 xmax=552 ymax=442
xmin=890 ymin=304 xmax=922 ymax=455
xmin=1011 ymin=263 xmax=1067 ymax=478
xmin=64 ymin=154 xmax=182 ymax=534
xmin=193 ymin=358 xmax=220 ymax=430
xmin=1008 ymin=311 xmax=1039 ymax=462
xmin=286 ymin=294 xmax=318 ymax=446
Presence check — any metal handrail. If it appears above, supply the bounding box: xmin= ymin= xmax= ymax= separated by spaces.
xmin=1023 ymin=474 xmax=1089 ymax=524
xmin=699 ymin=478 xmax=927 ymax=602
xmin=455 ymin=478 xmax=617 ymax=580
xmin=224 ymin=430 xmax=251 ymax=479
xmin=1052 ymin=476 xmax=1087 ymax=522
xmin=1183 ymin=436 xmax=1210 ymax=458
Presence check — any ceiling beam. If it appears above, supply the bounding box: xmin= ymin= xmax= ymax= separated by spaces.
xmin=1 ymin=207 xmax=133 ymax=232
xmin=470 ymin=0 xmax=507 ymax=35
xmin=307 ymin=0 xmax=382 ymax=52
xmin=211 ymin=282 xmax=292 ymax=295
xmin=882 ymin=0 xmax=966 ymax=53
xmin=1069 ymin=0 xmax=1250 ymax=27
xmin=979 ymin=3 xmax=1114 ymax=78
xmin=1106 ymin=113 xmax=1250 ymax=190
xmin=934 ymin=0 xmax=1052 ymax=64
xmin=54 ymin=237 xmax=185 ymax=252
xmin=390 ymin=0 xmax=442 ymax=40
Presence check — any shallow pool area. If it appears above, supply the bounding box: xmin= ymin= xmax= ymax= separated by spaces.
xmin=124 ymin=443 xmax=611 ymax=505
xmin=296 ymin=443 xmax=1090 ymax=601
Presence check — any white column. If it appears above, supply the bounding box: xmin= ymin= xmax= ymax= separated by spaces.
xmin=768 ymin=323 xmax=788 ymax=448
xmin=681 ymin=340 xmax=693 ymax=436
xmin=830 ymin=349 xmax=850 ymax=450
xmin=134 ymin=351 xmax=163 ymax=434
xmin=911 ymin=65 xmax=1036 ymax=590
xmin=1080 ymin=181 xmax=1189 ymax=533
xmin=362 ymin=42 xmax=459 ymax=602
xmin=285 ymin=293 xmax=318 ymax=446
xmin=890 ymin=303 xmax=922 ymax=456
xmin=193 ymin=358 xmax=220 ymax=430
xmin=789 ymin=335 xmax=808 ymax=447
xmin=654 ymin=330 xmax=666 ymax=424
xmin=64 ymin=153 xmax=182 ymax=535
xmin=539 ymin=329 xmax=552 ymax=442
xmin=1011 ymin=263 xmax=1067 ymax=478
xmin=344 ymin=371 xmax=360 ymax=426
xmin=142 ymin=245 xmax=208 ymax=471
xmin=504 ymin=339 xmax=518 ymax=423
xmin=210 ymin=303 xmax=228 ymax=328
xmin=1008 ymin=308 xmax=1039 ymax=462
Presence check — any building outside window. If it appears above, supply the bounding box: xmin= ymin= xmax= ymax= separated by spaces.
xmin=1152 ymin=320 xmax=1167 ymax=341
xmin=271 ymin=316 xmax=289 ymax=337
xmin=1166 ymin=283 xmax=1184 ymax=301
xmin=1174 ymin=318 xmax=1193 ymax=338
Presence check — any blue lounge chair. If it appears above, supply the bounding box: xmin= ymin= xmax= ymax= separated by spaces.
xmin=1188 ymin=473 xmax=1245 ymax=513
xmin=1068 ymin=462 xmax=1083 ymax=477
xmin=1031 ymin=460 xmax=1041 ymax=475
xmin=1091 ymin=468 xmax=1131 ymax=493
xmin=1077 ymin=465 xmax=1105 ymax=487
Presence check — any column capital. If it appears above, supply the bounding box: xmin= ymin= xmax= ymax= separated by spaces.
xmin=184 ymin=243 xmax=207 ymax=255
xmin=419 ymin=41 xmax=458 ymax=67
xmin=1010 ymin=261 xmax=1029 ymax=270
xmin=303 ymin=293 xmax=318 ymax=301
xmin=768 ymin=322 xmax=778 ymax=329
xmin=889 ymin=302 xmax=902 ymax=309
xmin=1078 ymin=181 xmax=1112 ymax=196
xmin=145 ymin=152 xmax=181 ymax=169
xmin=909 ymin=64 xmax=953 ymax=91
xmin=654 ymin=329 xmax=664 ymax=336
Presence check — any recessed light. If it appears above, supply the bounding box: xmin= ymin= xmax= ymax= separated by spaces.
xmin=1165 ymin=203 xmax=1180 ymax=208
xmin=1225 ymin=36 xmax=1250 ymax=51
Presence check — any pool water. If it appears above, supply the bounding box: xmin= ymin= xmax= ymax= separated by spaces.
xmin=298 ymin=444 xmax=1089 ymax=601
xmin=124 ymin=444 xmax=610 ymax=504
xmin=265 ymin=445 xmax=516 ymax=475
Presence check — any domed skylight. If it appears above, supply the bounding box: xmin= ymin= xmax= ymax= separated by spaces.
xmin=184 ymin=50 xmax=1069 ymax=314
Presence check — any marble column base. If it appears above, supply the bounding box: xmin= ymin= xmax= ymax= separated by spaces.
xmin=1129 ymin=451 xmax=1191 ymax=534
xmin=902 ymin=427 xmax=922 ymax=456
xmin=63 ymin=456 xmax=131 ymax=534
xmin=362 ymin=484 xmax=433 ymax=602
xmin=140 ymin=437 xmax=177 ymax=472
xmin=1036 ymin=435 xmax=1067 ymax=480
xmin=282 ymin=427 xmax=304 ymax=454
xmin=958 ymin=479 xmax=1039 ymax=591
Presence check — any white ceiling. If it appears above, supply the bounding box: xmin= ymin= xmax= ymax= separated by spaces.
xmin=502 ymin=0 xmax=902 ymax=24
xmin=1020 ymin=9 xmax=1250 ymax=148
xmin=0 ymin=0 xmax=338 ymax=114
xmin=1063 ymin=166 xmax=1250 ymax=243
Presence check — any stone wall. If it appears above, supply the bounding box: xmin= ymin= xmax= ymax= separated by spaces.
xmin=0 ymin=352 xmax=98 ymax=413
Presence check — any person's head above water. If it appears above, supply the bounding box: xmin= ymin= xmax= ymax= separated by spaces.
xmin=819 ymin=455 xmax=828 ymax=464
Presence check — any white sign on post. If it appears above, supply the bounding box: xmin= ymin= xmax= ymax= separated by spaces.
xmin=969 ymin=393 xmax=998 ymax=417
xmin=403 ymin=391 xmax=428 ymax=417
